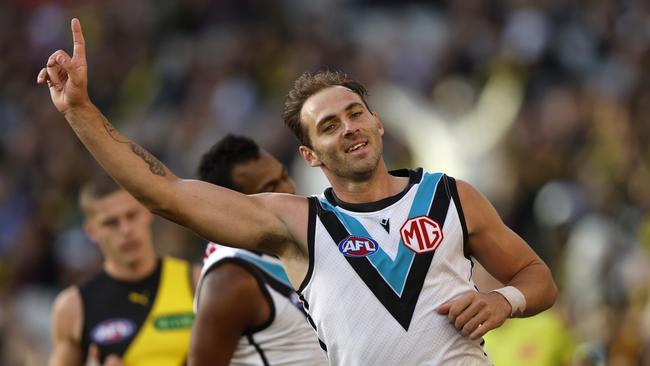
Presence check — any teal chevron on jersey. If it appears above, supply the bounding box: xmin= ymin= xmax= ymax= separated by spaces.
xmin=319 ymin=172 xmax=442 ymax=296
xmin=233 ymin=252 xmax=292 ymax=287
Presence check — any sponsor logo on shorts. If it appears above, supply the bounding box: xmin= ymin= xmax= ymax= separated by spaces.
xmin=91 ymin=318 xmax=136 ymax=345
xmin=338 ymin=235 xmax=379 ymax=257
xmin=153 ymin=313 xmax=195 ymax=330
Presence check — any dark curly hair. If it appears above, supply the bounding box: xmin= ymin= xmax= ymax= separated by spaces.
xmin=197 ymin=134 xmax=261 ymax=190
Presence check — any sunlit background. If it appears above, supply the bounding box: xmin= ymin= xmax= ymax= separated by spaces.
xmin=1 ymin=0 xmax=649 ymax=365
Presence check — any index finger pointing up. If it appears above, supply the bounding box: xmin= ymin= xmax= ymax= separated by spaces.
xmin=71 ymin=18 xmax=86 ymax=61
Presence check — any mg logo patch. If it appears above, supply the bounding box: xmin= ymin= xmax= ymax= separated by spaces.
xmin=400 ymin=216 xmax=443 ymax=254
xmin=91 ymin=318 xmax=136 ymax=345
xmin=338 ymin=235 xmax=379 ymax=257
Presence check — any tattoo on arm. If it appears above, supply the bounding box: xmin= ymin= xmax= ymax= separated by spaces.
xmin=102 ymin=118 xmax=129 ymax=144
xmin=130 ymin=143 xmax=166 ymax=176
xmin=101 ymin=115 xmax=166 ymax=177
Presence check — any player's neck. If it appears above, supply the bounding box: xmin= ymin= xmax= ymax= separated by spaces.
xmin=328 ymin=163 xmax=407 ymax=204
xmin=104 ymin=251 xmax=158 ymax=282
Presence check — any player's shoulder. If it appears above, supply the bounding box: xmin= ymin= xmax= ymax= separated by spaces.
xmin=201 ymin=260 xmax=262 ymax=300
xmin=452 ymin=178 xmax=483 ymax=203
xmin=53 ymin=286 xmax=82 ymax=311
xmin=417 ymin=167 xmax=450 ymax=178
xmin=203 ymin=246 xmax=261 ymax=279
xmin=402 ymin=167 xmax=453 ymax=186
xmin=52 ymin=286 xmax=83 ymax=338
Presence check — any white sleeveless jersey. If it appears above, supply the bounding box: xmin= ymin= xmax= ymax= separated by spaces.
xmin=298 ymin=169 xmax=492 ymax=366
xmin=195 ymin=244 xmax=328 ymax=366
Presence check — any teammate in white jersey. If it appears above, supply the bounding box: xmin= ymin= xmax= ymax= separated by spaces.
xmin=190 ymin=135 xmax=327 ymax=366
xmin=38 ymin=19 xmax=557 ymax=365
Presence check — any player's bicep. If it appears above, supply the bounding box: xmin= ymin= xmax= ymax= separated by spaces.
xmin=49 ymin=288 xmax=83 ymax=366
xmin=49 ymin=342 xmax=83 ymax=366
xmin=457 ymin=180 xmax=543 ymax=284
xmin=162 ymin=179 xmax=299 ymax=255
xmin=189 ymin=263 xmax=267 ymax=366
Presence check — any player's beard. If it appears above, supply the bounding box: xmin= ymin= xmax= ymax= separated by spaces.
xmin=318 ymin=141 xmax=382 ymax=182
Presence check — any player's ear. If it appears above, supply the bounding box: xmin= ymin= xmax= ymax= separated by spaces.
xmin=84 ymin=220 xmax=98 ymax=242
xmin=299 ymin=145 xmax=322 ymax=167
xmin=373 ymin=111 xmax=384 ymax=137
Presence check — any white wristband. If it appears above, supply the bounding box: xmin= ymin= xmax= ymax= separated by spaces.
xmin=491 ymin=286 xmax=526 ymax=317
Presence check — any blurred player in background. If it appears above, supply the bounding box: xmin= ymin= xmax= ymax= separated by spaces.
xmin=190 ymin=134 xmax=327 ymax=365
xmin=48 ymin=173 xmax=198 ymax=366
xmin=39 ymin=19 xmax=557 ymax=365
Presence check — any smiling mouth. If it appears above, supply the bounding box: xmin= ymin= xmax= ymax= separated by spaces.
xmin=121 ymin=240 xmax=141 ymax=252
xmin=346 ymin=142 xmax=368 ymax=153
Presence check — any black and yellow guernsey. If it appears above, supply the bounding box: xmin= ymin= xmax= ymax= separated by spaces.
xmin=79 ymin=257 xmax=194 ymax=365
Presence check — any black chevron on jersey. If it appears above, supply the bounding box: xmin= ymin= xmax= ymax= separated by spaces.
xmin=314 ymin=177 xmax=451 ymax=330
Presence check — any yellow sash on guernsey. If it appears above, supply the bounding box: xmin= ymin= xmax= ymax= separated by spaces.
xmin=123 ymin=257 xmax=195 ymax=366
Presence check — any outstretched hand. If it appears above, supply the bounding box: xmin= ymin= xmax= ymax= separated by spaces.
xmin=36 ymin=18 xmax=90 ymax=114
xmin=435 ymin=291 xmax=511 ymax=340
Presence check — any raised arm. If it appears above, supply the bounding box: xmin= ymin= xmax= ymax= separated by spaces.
xmin=36 ymin=19 xmax=306 ymax=257
xmin=436 ymin=179 xmax=557 ymax=339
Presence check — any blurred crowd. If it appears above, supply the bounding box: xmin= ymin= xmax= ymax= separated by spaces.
xmin=1 ymin=0 xmax=649 ymax=365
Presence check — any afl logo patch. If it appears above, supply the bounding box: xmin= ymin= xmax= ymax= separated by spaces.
xmin=91 ymin=318 xmax=136 ymax=345
xmin=338 ymin=235 xmax=379 ymax=257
